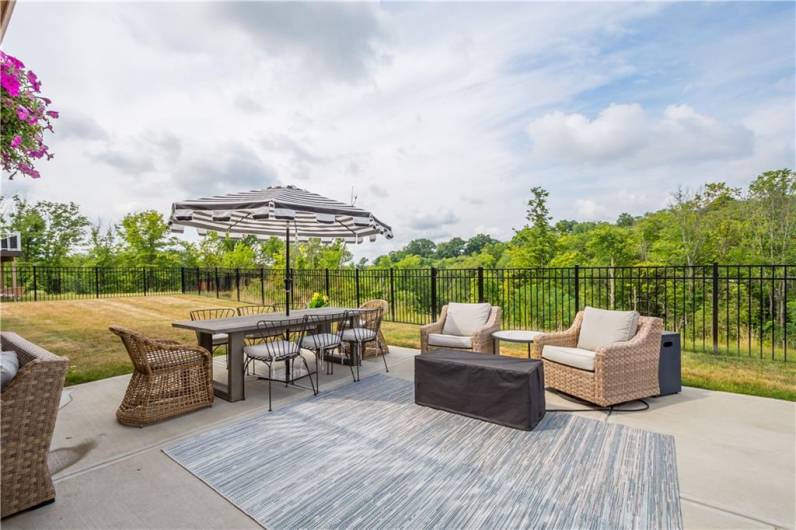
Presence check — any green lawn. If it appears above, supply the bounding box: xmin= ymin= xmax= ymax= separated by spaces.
xmin=1 ymin=295 xmax=794 ymax=400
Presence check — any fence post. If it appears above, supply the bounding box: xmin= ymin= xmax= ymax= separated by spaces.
xmin=32 ymin=265 xmax=38 ymax=301
xmin=431 ymin=267 xmax=438 ymax=320
xmin=389 ymin=268 xmax=396 ymax=320
xmin=712 ymin=262 xmax=719 ymax=354
xmin=574 ymin=264 xmax=580 ymax=312
xmin=215 ymin=267 xmax=220 ymax=299
xmin=95 ymin=267 xmax=100 ymax=298
xmin=235 ymin=268 xmax=241 ymax=301
xmin=324 ymin=268 xmax=330 ymax=297
xmin=260 ymin=268 xmax=265 ymax=305
xmin=180 ymin=267 xmax=185 ymax=294
xmin=197 ymin=267 xmax=201 ymax=295
xmin=142 ymin=268 xmax=148 ymax=296
xmin=477 ymin=266 xmax=484 ymax=303
xmin=355 ymin=268 xmax=361 ymax=307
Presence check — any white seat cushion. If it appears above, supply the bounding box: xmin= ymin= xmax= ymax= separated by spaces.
xmin=428 ymin=333 xmax=473 ymax=349
xmin=301 ymin=333 xmax=341 ymax=350
xmin=542 ymin=345 xmax=596 ymax=372
xmin=0 ymin=351 xmax=19 ymax=389
xmin=342 ymin=328 xmax=377 ymax=342
xmin=442 ymin=303 xmax=492 ymax=336
xmin=252 ymin=349 xmax=317 ymax=378
xmin=212 ymin=333 xmax=228 ymax=344
xmin=244 ymin=340 xmax=300 ymax=360
xmin=577 ymin=307 xmax=639 ymax=351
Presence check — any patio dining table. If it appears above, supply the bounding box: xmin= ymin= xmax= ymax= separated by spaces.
xmin=172 ymin=307 xmax=358 ymax=402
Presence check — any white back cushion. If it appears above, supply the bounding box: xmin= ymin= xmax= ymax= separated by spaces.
xmin=577 ymin=307 xmax=640 ymax=351
xmin=442 ymin=303 xmax=492 ymax=336
xmin=0 ymin=351 xmax=19 ymax=390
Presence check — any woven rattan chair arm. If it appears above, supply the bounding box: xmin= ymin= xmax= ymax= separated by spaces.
xmin=530 ymin=311 xmax=583 ymax=358
xmin=145 ymin=342 xmax=212 ymax=368
xmin=470 ymin=307 xmax=501 ymax=353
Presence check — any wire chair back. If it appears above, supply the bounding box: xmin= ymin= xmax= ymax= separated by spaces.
xmin=252 ymin=315 xmax=309 ymax=362
xmin=237 ymin=304 xmax=279 ymax=317
xmin=189 ymin=308 xmax=237 ymax=321
xmin=305 ymin=310 xmax=349 ymax=350
xmin=345 ymin=306 xmax=384 ymax=342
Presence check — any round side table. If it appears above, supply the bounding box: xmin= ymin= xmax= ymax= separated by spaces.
xmin=491 ymin=330 xmax=542 ymax=358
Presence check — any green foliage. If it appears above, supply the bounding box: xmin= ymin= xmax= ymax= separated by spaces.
xmin=308 ymin=291 xmax=330 ymax=308
xmin=0 ymin=196 xmax=88 ymax=265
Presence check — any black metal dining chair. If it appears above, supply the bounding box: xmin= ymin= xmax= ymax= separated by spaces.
xmin=301 ymin=310 xmax=349 ymax=390
xmin=341 ymin=306 xmax=386 ymax=382
xmin=243 ymin=315 xmax=316 ymax=411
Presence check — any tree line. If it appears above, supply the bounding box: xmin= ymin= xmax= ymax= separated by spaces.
xmin=1 ymin=169 xmax=793 ymax=270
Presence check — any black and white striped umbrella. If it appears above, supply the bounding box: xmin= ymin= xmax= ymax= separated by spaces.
xmin=169 ymin=185 xmax=393 ymax=243
xmin=168 ymin=185 xmax=393 ymax=314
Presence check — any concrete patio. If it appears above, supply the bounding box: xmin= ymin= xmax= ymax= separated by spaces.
xmin=4 ymin=346 xmax=794 ymax=530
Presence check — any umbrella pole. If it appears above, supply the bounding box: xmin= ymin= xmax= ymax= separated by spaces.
xmin=285 ymin=224 xmax=291 ymax=316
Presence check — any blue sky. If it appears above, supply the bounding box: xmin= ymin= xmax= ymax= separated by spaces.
xmin=2 ymin=2 xmax=794 ymax=259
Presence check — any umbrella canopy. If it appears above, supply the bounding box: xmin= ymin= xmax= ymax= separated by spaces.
xmin=169 ymin=185 xmax=393 ymax=243
xmin=169 ymin=185 xmax=393 ymax=315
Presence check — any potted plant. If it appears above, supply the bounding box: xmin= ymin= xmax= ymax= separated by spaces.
xmin=307 ymin=291 xmax=330 ymax=308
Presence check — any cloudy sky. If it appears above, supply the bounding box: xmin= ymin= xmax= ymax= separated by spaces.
xmin=2 ymin=2 xmax=794 ymax=260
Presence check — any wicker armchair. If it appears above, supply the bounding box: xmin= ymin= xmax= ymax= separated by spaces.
xmin=420 ymin=304 xmax=501 ymax=354
xmin=532 ymin=311 xmax=664 ymax=406
xmin=1 ymin=332 xmax=69 ymax=518
xmin=342 ymin=299 xmax=389 ymax=359
xmin=109 ymin=327 xmax=213 ymax=427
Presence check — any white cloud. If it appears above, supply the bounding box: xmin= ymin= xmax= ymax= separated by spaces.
xmin=527 ymin=103 xmax=754 ymax=167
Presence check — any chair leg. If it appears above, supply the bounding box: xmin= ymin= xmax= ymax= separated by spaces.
xmin=379 ymin=342 xmax=389 ymax=373
xmin=302 ymin=356 xmax=318 ymax=396
xmin=347 ymin=343 xmax=357 ymax=382
xmin=268 ymin=364 xmax=272 ymax=412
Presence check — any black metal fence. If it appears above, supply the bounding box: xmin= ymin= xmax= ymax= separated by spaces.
xmin=2 ymin=264 xmax=793 ymax=360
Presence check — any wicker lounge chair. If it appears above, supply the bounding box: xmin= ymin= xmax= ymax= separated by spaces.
xmin=1 ymin=332 xmax=69 ymax=518
xmin=420 ymin=303 xmax=501 ymax=354
xmin=532 ymin=308 xmax=664 ymax=406
xmin=109 ymin=327 xmax=213 ymax=427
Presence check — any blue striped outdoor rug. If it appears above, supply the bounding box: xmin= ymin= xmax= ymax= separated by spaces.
xmin=164 ymin=374 xmax=682 ymax=529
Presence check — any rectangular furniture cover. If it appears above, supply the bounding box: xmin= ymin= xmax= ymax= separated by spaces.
xmin=415 ymin=349 xmax=545 ymax=430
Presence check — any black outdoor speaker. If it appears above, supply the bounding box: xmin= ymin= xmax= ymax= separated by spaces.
xmin=659 ymin=331 xmax=682 ymax=396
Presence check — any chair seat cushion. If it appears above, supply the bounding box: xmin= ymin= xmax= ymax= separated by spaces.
xmin=0 ymin=350 xmax=19 ymax=389
xmin=428 ymin=333 xmax=473 ymax=349
xmin=301 ymin=333 xmax=340 ymax=350
xmin=542 ymin=345 xmax=596 ymax=372
xmin=244 ymin=340 xmax=301 ymax=360
xmin=442 ymin=303 xmax=492 ymax=336
xmin=342 ymin=328 xmax=376 ymax=342
xmin=577 ymin=307 xmax=639 ymax=351
xmin=254 ymin=349 xmax=318 ymax=378
xmin=212 ymin=333 xmax=229 ymax=344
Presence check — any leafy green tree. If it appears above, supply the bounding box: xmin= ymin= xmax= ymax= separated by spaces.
xmin=403 ymin=238 xmax=437 ymax=258
xmin=436 ymin=237 xmax=465 ymax=259
xmin=747 ymin=169 xmax=795 ymax=263
xmin=616 ymin=213 xmax=635 ymax=227
xmin=87 ymin=221 xmax=117 ymax=267
xmin=117 ymin=210 xmax=179 ymax=267
xmin=0 ymin=196 xmax=88 ymax=265
xmin=463 ymin=233 xmax=498 ymax=255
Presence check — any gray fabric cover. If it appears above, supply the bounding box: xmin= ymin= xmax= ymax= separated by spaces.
xmin=415 ymin=349 xmax=545 ymax=430
xmin=0 ymin=350 xmax=18 ymax=389
xmin=577 ymin=306 xmax=639 ymax=351
xmin=301 ymin=333 xmax=341 ymax=350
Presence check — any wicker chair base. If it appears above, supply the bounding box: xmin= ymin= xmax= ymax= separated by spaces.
xmin=117 ymin=366 xmax=213 ymax=427
xmin=544 ymin=357 xmax=660 ymax=406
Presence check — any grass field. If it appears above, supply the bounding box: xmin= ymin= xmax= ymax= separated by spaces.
xmin=2 ymin=295 xmax=794 ymax=400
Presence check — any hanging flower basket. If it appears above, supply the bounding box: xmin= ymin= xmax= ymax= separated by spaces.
xmin=1 ymin=51 xmax=58 ymax=179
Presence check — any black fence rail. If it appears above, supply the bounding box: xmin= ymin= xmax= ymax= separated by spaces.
xmin=1 ymin=264 xmax=793 ymax=361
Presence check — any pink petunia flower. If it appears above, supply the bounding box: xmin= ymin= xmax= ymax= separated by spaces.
xmin=10 ymin=135 xmax=22 ymax=148
xmin=46 ymin=110 xmax=59 ymax=118
xmin=16 ymin=105 xmax=28 ymax=121
xmin=1 ymin=73 xmax=20 ymax=97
